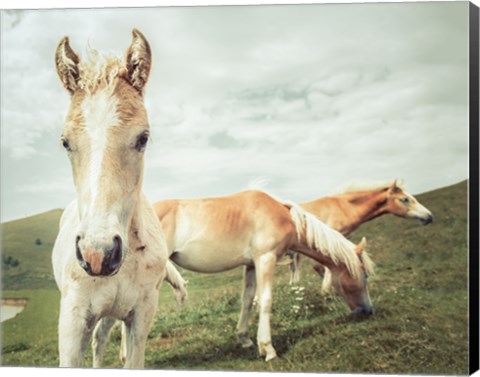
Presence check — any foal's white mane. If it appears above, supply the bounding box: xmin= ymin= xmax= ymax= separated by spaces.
xmin=284 ymin=200 xmax=374 ymax=281
xmin=335 ymin=179 xmax=405 ymax=195
xmin=77 ymin=48 xmax=126 ymax=94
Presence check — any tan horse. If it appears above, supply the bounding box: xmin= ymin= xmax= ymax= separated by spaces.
xmin=51 ymin=29 xmax=185 ymax=368
xmin=152 ymin=190 xmax=374 ymax=361
xmin=288 ymin=179 xmax=433 ymax=287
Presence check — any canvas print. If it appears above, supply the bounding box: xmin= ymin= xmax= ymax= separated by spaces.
xmin=0 ymin=1 xmax=477 ymax=374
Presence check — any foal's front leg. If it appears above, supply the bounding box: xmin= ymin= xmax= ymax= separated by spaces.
xmin=92 ymin=317 xmax=118 ymax=367
xmin=58 ymin=295 xmax=97 ymax=367
xmin=236 ymin=265 xmax=256 ymax=348
xmin=122 ymin=295 xmax=158 ymax=368
xmin=254 ymin=253 xmax=277 ymax=361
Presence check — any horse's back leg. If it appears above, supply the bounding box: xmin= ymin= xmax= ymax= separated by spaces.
xmin=289 ymin=253 xmax=302 ymax=285
xmin=320 ymin=267 xmax=332 ymax=293
xmin=236 ymin=264 xmax=256 ymax=348
xmin=92 ymin=317 xmax=117 ymax=367
xmin=165 ymin=260 xmax=188 ymax=306
xmin=254 ymin=252 xmax=277 ymax=361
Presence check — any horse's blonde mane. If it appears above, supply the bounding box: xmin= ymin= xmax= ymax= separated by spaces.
xmin=285 ymin=201 xmax=374 ymax=281
xmin=77 ymin=48 xmax=126 ymax=94
xmin=335 ymin=179 xmax=405 ymax=195
xmin=247 ymin=177 xmax=271 ymax=191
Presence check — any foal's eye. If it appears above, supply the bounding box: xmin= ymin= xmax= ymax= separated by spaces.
xmin=135 ymin=131 xmax=149 ymax=152
xmin=60 ymin=137 xmax=71 ymax=152
xmin=399 ymin=197 xmax=410 ymax=205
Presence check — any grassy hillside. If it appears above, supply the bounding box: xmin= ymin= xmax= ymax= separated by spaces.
xmin=0 ymin=180 xmax=470 ymax=374
xmin=1 ymin=209 xmax=62 ymax=290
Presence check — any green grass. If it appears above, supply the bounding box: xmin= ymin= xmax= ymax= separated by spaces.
xmin=0 ymin=180 xmax=470 ymax=373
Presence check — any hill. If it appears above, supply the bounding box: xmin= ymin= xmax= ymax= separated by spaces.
xmin=0 ymin=180 xmax=471 ymax=374
xmin=0 ymin=180 xmax=468 ymax=291
xmin=1 ymin=209 xmax=63 ymax=289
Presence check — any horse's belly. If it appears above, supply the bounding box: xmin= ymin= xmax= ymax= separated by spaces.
xmin=170 ymin=247 xmax=250 ymax=273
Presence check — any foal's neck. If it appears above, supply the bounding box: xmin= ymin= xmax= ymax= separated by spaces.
xmin=128 ymin=194 xmax=147 ymax=251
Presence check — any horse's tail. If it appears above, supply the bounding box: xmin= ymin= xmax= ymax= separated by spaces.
xmin=283 ymin=200 xmax=372 ymax=281
xmin=165 ymin=260 xmax=188 ymax=306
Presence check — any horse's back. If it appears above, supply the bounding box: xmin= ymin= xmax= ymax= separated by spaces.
xmin=242 ymin=190 xmax=297 ymax=235
xmin=157 ymin=190 xmax=297 ymax=256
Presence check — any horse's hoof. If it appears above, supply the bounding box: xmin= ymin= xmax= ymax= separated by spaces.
xmin=258 ymin=342 xmax=277 ymax=361
xmin=238 ymin=333 xmax=254 ymax=348
xmin=240 ymin=338 xmax=253 ymax=348
xmin=265 ymin=352 xmax=277 ymax=362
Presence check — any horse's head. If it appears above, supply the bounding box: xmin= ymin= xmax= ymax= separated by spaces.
xmin=385 ymin=179 xmax=433 ymax=225
xmin=330 ymin=237 xmax=374 ymax=317
xmin=55 ymin=29 xmax=152 ymax=277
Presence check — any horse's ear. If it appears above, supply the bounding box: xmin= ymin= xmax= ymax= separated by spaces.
xmin=125 ymin=29 xmax=152 ymax=92
xmin=55 ymin=36 xmax=81 ymax=95
xmin=355 ymin=237 xmax=367 ymax=256
xmin=388 ymin=179 xmax=403 ymax=195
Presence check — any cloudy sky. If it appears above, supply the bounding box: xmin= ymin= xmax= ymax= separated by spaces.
xmin=0 ymin=1 xmax=471 ymax=222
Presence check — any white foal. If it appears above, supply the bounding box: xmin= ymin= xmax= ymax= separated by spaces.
xmin=52 ymin=29 xmax=176 ymax=368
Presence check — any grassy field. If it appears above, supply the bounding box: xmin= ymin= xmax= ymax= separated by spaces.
xmin=0 ymin=180 xmax=470 ymax=373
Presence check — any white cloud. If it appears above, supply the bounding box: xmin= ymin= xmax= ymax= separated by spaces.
xmin=0 ymin=2 xmax=471 ymax=221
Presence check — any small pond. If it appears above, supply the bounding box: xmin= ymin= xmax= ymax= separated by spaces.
xmin=1 ymin=299 xmax=28 ymax=322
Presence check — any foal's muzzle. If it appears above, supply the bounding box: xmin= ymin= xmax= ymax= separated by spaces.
xmin=76 ymin=235 xmax=123 ymax=277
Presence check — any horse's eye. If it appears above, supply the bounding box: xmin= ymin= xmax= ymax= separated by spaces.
xmin=399 ymin=197 xmax=410 ymax=205
xmin=135 ymin=131 xmax=149 ymax=152
xmin=61 ymin=137 xmax=71 ymax=151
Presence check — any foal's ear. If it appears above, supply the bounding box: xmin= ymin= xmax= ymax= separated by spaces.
xmin=55 ymin=36 xmax=81 ymax=95
xmin=125 ymin=29 xmax=152 ymax=92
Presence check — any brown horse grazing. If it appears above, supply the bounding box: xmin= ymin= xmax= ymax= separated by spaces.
xmin=150 ymin=190 xmax=374 ymax=361
xmin=288 ymin=179 xmax=433 ymax=287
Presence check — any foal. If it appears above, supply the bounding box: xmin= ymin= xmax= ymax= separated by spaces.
xmin=52 ymin=30 xmax=172 ymax=368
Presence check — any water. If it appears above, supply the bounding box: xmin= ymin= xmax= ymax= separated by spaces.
xmin=1 ymin=304 xmax=25 ymax=322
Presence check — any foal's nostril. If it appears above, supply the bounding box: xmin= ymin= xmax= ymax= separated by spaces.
xmin=75 ymin=235 xmax=91 ymax=273
xmin=107 ymin=235 xmax=123 ymax=272
xmin=75 ymin=235 xmax=84 ymax=263
xmin=75 ymin=235 xmax=81 ymax=258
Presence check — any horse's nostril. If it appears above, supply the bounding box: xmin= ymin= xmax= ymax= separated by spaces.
xmin=364 ymin=306 xmax=374 ymax=316
xmin=351 ymin=305 xmax=374 ymax=317
xmin=421 ymin=215 xmax=433 ymax=225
